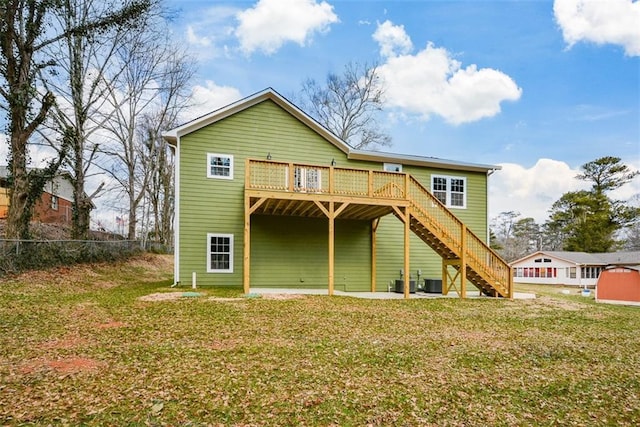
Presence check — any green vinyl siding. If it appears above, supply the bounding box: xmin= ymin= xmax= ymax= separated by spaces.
xmin=334 ymin=219 xmax=371 ymax=291
xmin=250 ymin=216 xmax=371 ymax=291
xmin=176 ymin=96 xmax=490 ymax=290
xmin=251 ymin=216 xmax=328 ymax=289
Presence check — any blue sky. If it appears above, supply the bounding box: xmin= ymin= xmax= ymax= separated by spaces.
xmin=167 ymin=0 xmax=639 ymax=222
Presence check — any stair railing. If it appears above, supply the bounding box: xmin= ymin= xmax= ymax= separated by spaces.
xmin=407 ymin=177 xmax=512 ymax=297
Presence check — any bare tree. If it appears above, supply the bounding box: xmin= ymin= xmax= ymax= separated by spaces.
xmin=137 ymin=49 xmax=195 ymax=245
xmin=491 ymin=211 xmax=542 ymax=261
xmin=0 ymin=0 xmax=151 ymax=239
xmin=300 ymin=62 xmax=391 ymax=150
xmin=38 ymin=0 xmax=155 ymax=239
xmin=98 ymin=27 xmax=194 ymax=240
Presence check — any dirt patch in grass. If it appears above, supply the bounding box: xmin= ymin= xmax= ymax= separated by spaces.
xmin=47 ymin=357 xmax=104 ymax=374
xmin=260 ymin=293 xmax=306 ymax=300
xmin=138 ymin=293 xmax=306 ymax=302
xmin=138 ymin=292 xmax=191 ymax=301
xmin=96 ymin=321 xmax=127 ymax=329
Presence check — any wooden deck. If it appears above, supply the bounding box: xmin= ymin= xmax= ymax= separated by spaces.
xmin=244 ymin=159 xmax=513 ymax=299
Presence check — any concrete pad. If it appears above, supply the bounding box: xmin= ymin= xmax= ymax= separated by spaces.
xmin=249 ymin=288 xmax=536 ymax=300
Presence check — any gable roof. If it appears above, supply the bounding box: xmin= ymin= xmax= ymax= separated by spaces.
xmin=162 ymin=88 xmax=500 ymax=173
xmin=511 ymin=250 xmax=640 ymax=267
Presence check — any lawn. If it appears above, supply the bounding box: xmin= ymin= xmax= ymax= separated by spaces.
xmin=1 ymin=254 xmax=638 ymax=426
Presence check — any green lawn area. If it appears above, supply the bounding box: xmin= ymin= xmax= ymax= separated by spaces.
xmin=1 ymin=255 xmax=638 ymax=426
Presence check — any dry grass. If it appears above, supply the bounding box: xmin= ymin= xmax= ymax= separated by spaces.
xmin=0 ymin=255 xmax=638 ymax=426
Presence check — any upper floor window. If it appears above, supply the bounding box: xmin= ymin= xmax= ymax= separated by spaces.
xmin=51 ymin=195 xmax=59 ymax=210
xmin=384 ymin=163 xmax=402 ymax=173
xmin=432 ymin=175 xmax=466 ymax=208
xmin=207 ymin=153 xmax=233 ymax=180
xmin=294 ymin=167 xmax=322 ymax=192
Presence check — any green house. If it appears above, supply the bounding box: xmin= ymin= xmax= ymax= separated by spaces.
xmin=163 ymin=88 xmax=512 ymax=298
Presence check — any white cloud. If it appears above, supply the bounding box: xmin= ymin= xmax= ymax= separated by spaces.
xmin=186 ymin=25 xmax=212 ymax=47
xmin=235 ymin=0 xmax=339 ymax=55
xmin=489 ymin=157 xmax=640 ymax=224
xmin=373 ymin=20 xmax=413 ymax=58
xmin=554 ymin=0 xmax=640 ymax=56
xmin=183 ymin=81 xmax=243 ymax=122
xmin=490 ymin=159 xmax=587 ymax=223
xmin=375 ymin=24 xmax=522 ymax=124
xmin=181 ymin=6 xmax=239 ymax=59
xmin=0 ymin=133 xmax=7 ymax=165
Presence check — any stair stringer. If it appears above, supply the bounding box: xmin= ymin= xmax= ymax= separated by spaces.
xmin=396 ymin=176 xmax=512 ymax=298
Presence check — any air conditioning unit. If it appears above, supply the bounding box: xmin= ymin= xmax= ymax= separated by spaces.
xmin=394 ymin=279 xmax=416 ymax=294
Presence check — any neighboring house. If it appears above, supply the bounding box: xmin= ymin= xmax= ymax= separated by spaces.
xmin=0 ymin=186 xmax=7 ymax=219
xmin=162 ymin=88 xmax=512 ymax=298
xmin=0 ymin=166 xmax=84 ymax=226
xmin=596 ymin=266 xmax=640 ymax=306
xmin=511 ymin=250 xmax=640 ymax=287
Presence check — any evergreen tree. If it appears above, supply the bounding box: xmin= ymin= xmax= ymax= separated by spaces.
xmin=544 ymin=157 xmax=638 ymax=252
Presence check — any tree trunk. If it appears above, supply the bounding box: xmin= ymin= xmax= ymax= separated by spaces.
xmin=128 ymin=192 xmax=137 ymax=240
xmin=6 ymin=133 xmax=31 ymax=239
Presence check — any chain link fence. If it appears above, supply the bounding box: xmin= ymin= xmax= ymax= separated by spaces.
xmin=0 ymin=239 xmax=145 ymax=276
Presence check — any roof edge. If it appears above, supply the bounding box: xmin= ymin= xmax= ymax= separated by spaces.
xmin=348 ymin=149 xmax=501 ymax=172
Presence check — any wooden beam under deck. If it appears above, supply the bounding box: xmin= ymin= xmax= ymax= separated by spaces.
xmin=248 ymin=189 xmax=404 ymax=222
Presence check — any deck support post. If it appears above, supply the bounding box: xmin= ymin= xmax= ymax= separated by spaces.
xmin=371 ymin=218 xmax=380 ymax=292
xmin=442 ymin=259 xmax=448 ymax=296
xmin=403 ymin=207 xmax=411 ymax=299
xmin=243 ymin=195 xmax=251 ymax=294
xmin=328 ymin=201 xmax=335 ymax=296
xmin=460 ymin=224 xmax=467 ymax=299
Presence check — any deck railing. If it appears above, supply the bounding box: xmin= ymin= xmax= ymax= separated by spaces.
xmin=247 ymin=159 xmax=406 ymax=198
xmin=246 ymin=159 xmax=512 ymax=297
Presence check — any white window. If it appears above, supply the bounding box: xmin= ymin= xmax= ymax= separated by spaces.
xmin=431 ymin=175 xmax=466 ymax=208
xmin=207 ymin=153 xmax=233 ymax=179
xmin=51 ymin=195 xmax=59 ymax=210
xmin=207 ymin=233 xmax=233 ymax=273
xmin=384 ymin=163 xmax=402 ymax=172
xmin=294 ymin=167 xmax=321 ymax=192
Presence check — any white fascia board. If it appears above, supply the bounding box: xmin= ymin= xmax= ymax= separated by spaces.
xmin=348 ymin=149 xmax=500 ymax=173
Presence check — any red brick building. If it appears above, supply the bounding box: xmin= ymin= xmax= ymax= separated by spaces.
xmin=0 ymin=167 xmax=83 ymax=226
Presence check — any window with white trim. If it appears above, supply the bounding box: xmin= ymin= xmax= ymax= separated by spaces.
xmin=207 ymin=153 xmax=233 ymax=179
xmin=431 ymin=175 xmax=466 ymax=208
xmin=51 ymin=195 xmax=59 ymax=210
xmin=384 ymin=163 xmax=402 ymax=172
xmin=294 ymin=166 xmax=321 ymax=192
xmin=207 ymin=233 xmax=233 ymax=273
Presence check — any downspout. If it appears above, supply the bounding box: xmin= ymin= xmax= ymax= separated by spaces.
xmin=170 ymin=136 xmax=180 ymax=287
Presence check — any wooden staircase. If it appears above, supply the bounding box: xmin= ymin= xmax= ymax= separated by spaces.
xmin=403 ymin=176 xmax=512 ymax=298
